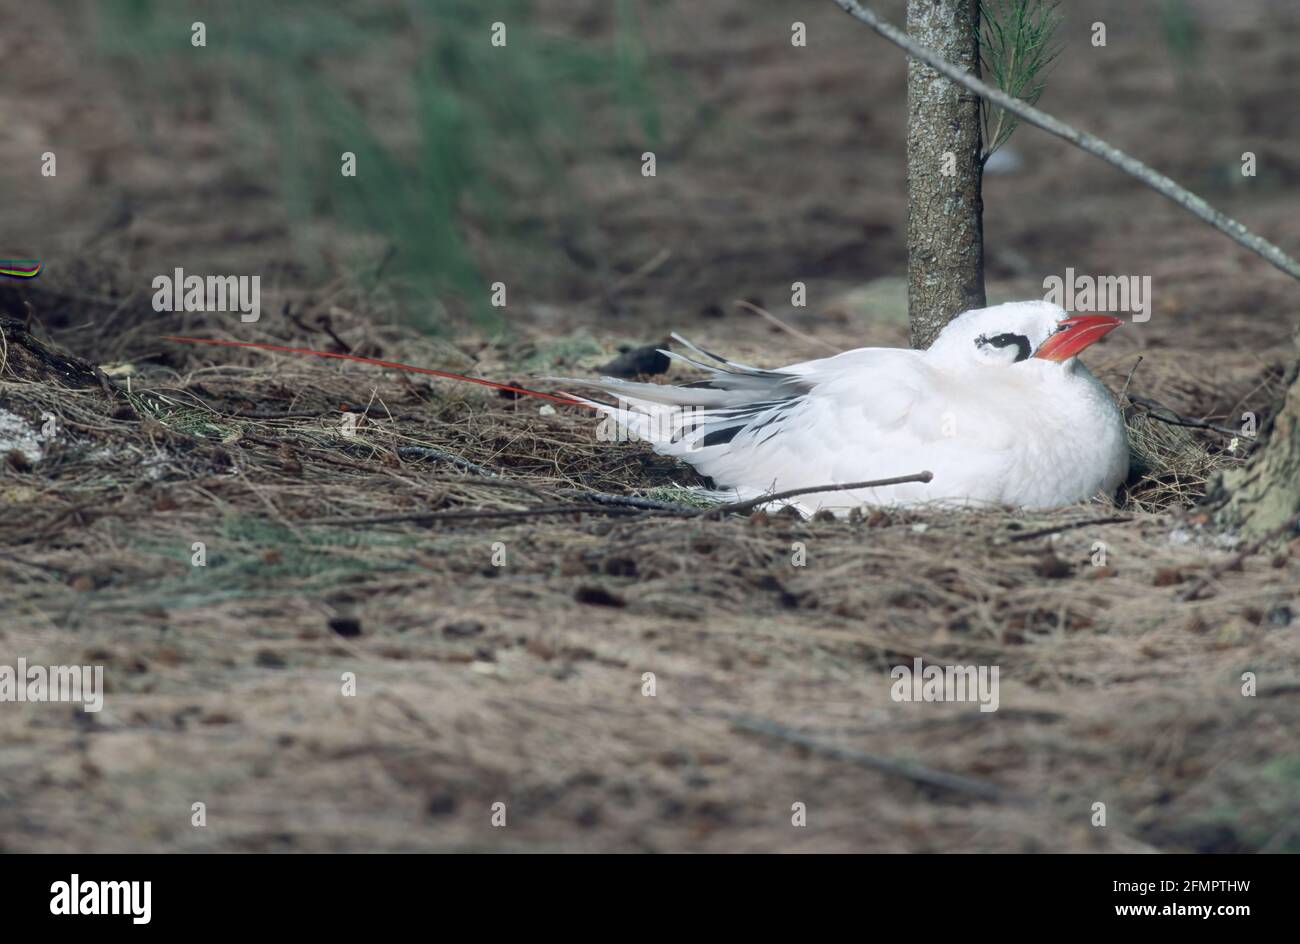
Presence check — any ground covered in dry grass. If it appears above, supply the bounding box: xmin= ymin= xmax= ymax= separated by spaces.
xmin=3 ymin=0 xmax=1299 ymax=852
xmin=3 ymin=306 xmax=1298 ymax=853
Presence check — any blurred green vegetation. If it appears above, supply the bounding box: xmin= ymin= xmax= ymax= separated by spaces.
xmin=1157 ymin=0 xmax=1204 ymax=76
xmin=93 ymin=0 xmax=663 ymax=333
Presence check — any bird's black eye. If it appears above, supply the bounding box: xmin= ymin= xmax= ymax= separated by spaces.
xmin=974 ymin=332 xmax=1031 ymax=362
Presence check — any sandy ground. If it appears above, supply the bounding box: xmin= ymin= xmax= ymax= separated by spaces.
xmin=2 ymin=0 xmax=1299 ymax=852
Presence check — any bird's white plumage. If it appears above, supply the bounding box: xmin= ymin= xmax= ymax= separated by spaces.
xmin=561 ymin=301 xmax=1129 ymax=515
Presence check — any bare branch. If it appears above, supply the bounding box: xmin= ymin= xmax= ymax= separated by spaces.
xmin=696 ymin=471 xmax=935 ymax=518
xmin=723 ymin=713 xmax=1016 ymax=802
xmin=1127 ymin=393 xmax=1257 ymax=443
xmin=1005 ymin=514 xmax=1132 ymax=543
xmin=733 ymin=299 xmax=839 ymax=353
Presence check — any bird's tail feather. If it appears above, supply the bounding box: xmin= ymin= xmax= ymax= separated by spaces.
xmin=549 ymin=336 xmax=803 ymax=409
xmin=551 ymin=336 xmax=808 ymax=452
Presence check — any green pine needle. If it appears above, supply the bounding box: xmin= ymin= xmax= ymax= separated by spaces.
xmin=979 ymin=0 xmax=1062 ymax=161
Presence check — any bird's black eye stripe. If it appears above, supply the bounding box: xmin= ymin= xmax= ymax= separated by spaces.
xmin=975 ymin=332 xmax=1031 ymax=362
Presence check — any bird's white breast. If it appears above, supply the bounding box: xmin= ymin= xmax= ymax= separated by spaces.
xmin=684 ymin=355 xmax=1129 ymax=514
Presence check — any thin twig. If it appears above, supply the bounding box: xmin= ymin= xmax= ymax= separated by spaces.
xmin=694 ymin=471 xmax=934 ymax=518
xmin=734 ymin=299 xmax=839 ymax=353
xmin=830 ymin=0 xmax=1300 ymax=283
xmin=1127 ymin=393 xmax=1253 ymax=442
xmin=316 ymin=314 xmax=354 ymax=355
xmin=568 ymin=491 xmax=697 ymax=512
xmin=580 ymin=248 xmax=672 ymax=308
xmin=1118 ymin=354 xmax=1143 ymax=404
xmin=611 ymin=248 xmax=672 ymax=292
xmin=396 ymin=445 xmax=499 ymax=477
xmin=287 ymin=308 xmax=353 ymax=355
xmin=723 ymin=714 xmax=1016 ymax=803
xmin=1005 ymin=515 xmax=1133 ymax=543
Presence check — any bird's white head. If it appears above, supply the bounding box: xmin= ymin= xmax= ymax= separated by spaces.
xmin=925 ymin=300 xmax=1122 ymax=370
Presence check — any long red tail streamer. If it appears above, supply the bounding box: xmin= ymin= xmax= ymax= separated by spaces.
xmin=161 ymin=336 xmax=590 ymax=408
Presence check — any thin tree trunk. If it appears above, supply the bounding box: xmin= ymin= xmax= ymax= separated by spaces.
xmin=835 ymin=0 xmax=1300 ymax=538
xmin=1211 ymin=323 xmax=1300 ymax=543
xmin=832 ymin=0 xmax=1300 ymax=283
xmin=906 ymin=0 xmax=985 ymax=350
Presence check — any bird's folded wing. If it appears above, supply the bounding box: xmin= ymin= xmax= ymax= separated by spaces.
xmin=555 ymin=343 xmax=979 ymax=492
xmin=672 ymin=348 xmax=946 ymax=493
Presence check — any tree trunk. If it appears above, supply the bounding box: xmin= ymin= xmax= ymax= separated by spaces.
xmin=906 ymin=0 xmax=986 ymax=350
xmin=1210 ymin=324 xmax=1300 ymax=544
